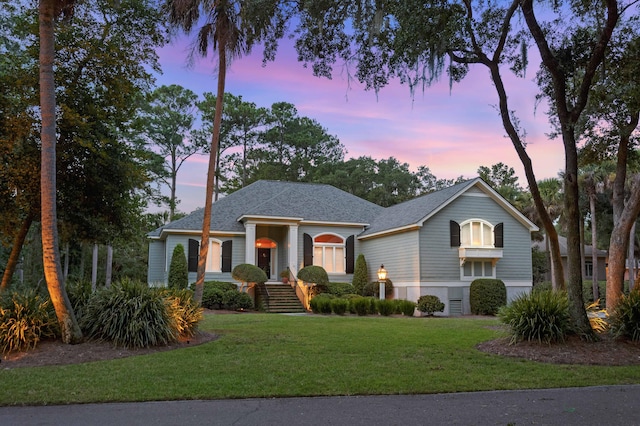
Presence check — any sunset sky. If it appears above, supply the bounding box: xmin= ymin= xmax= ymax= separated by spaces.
xmin=153 ymin=37 xmax=564 ymax=214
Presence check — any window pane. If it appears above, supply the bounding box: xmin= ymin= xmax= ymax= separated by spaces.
xmin=315 ymin=234 xmax=343 ymax=244
xmin=474 ymin=261 xmax=482 ymax=276
xmin=207 ymin=241 xmax=221 ymax=272
xmin=483 ymin=225 xmax=492 ymax=246
xmin=325 ymin=247 xmax=334 ymax=272
xmin=334 ymin=247 xmax=344 ymax=273
xmin=461 ymin=223 xmax=471 ymax=246
xmin=313 ymin=247 xmax=323 ymax=266
xmin=484 ymin=261 xmax=492 ymax=276
xmin=463 ymin=262 xmax=473 ymax=276
xmin=472 ymin=222 xmax=481 ymax=245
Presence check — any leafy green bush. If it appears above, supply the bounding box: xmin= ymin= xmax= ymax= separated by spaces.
xmin=222 ymin=290 xmax=254 ymax=311
xmin=416 ymin=295 xmax=445 ymax=316
xmin=298 ymin=266 xmax=329 ymax=286
xmin=376 ymin=299 xmax=396 ymax=316
xmin=396 ymin=300 xmax=416 ymax=316
xmin=310 ymin=294 xmax=333 ymax=314
xmin=609 ymin=291 xmax=640 ymax=341
xmin=80 ymin=279 xmax=175 ymax=348
xmin=66 ymin=280 xmax=93 ymax=321
xmin=498 ymin=290 xmax=571 ymax=344
xmin=325 ymin=282 xmax=357 ymax=297
xmin=532 ymin=282 xmax=552 ymax=294
xmin=363 ymin=279 xmax=393 ymax=298
xmin=352 ymin=254 xmax=368 ymax=295
xmin=350 ymin=296 xmax=370 ymax=316
xmin=168 ymin=244 xmax=189 ymax=290
xmin=331 ymin=298 xmax=349 ymax=315
xmin=470 ymin=279 xmax=507 ymax=315
xmin=232 ymin=264 xmax=268 ymax=284
xmin=0 ymin=289 xmax=58 ymax=354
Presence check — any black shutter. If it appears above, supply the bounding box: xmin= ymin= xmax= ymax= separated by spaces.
xmin=221 ymin=240 xmax=232 ymax=272
xmin=494 ymin=223 xmax=504 ymax=248
xmin=188 ymin=239 xmax=199 ymax=272
xmin=450 ymin=221 xmax=460 ymax=247
xmin=345 ymin=235 xmax=355 ymax=274
xmin=303 ymin=233 xmax=313 ymax=267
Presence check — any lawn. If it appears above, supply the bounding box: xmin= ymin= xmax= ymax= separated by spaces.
xmin=1 ymin=313 xmax=639 ymax=406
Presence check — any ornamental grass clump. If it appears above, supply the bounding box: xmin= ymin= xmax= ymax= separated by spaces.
xmin=498 ymin=290 xmax=571 ymax=344
xmin=0 ymin=289 xmax=58 ymax=354
xmin=609 ymin=290 xmax=640 ymax=341
xmin=160 ymin=288 xmax=203 ymax=338
xmin=396 ymin=299 xmax=417 ymax=316
xmin=350 ymin=296 xmax=370 ymax=316
xmin=80 ymin=279 xmax=175 ymax=348
xmin=376 ymin=299 xmax=396 ymax=316
xmin=330 ymin=298 xmax=349 ymax=315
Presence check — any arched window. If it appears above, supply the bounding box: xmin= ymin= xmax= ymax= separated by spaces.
xmin=206 ymin=239 xmax=222 ymax=272
xmin=460 ymin=220 xmax=494 ymax=248
xmin=313 ymin=233 xmax=345 ymax=273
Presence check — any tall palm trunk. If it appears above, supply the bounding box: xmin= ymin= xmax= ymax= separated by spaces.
xmin=195 ymin=39 xmax=226 ymax=305
xmin=39 ymin=0 xmax=82 ymax=343
xmin=590 ymin=192 xmax=599 ymax=301
xmin=0 ymin=213 xmax=34 ymax=290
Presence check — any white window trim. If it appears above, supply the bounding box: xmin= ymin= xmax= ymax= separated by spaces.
xmin=312 ymin=233 xmax=346 ymax=274
xmin=460 ymin=219 xmax=495 ymax=248
xmin=460 ymin=259 xmax=496 ymax=281
xmin=206 ymin=238 xmax=223 ymax=272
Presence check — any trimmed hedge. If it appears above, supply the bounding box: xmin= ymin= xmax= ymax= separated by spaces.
xmin=416 ymin=295 xmax=445 ymax=316
xmin=168 ymin=244 xmax=188 ymax=290
xmin=470 ymin=278 xmax=506 ymax=315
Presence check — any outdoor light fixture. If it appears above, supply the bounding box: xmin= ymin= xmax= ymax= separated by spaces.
xmin=377 ymin=264 xmax=387 ymax=300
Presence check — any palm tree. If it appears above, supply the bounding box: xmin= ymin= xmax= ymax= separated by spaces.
xmin=39 ymin=0 xmax=82 ymax=343
xmin=165 ymin=0 xmax=284 ymax=303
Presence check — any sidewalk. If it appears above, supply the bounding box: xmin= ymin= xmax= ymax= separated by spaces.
xmin=2 ymin=385 xmax=640 ymax=425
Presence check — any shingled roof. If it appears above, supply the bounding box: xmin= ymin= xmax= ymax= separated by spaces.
xmin=149 ymin=180 xmax=384 ymax=238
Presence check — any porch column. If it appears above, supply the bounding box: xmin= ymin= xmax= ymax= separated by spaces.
xmin=289 ymin=224 xmax=299 ymax=275
xmin=245 ymin=223 xmax=256 ymax=265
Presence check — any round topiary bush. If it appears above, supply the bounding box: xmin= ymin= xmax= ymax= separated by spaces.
xmin=232 ymin=264 xmax=268 ymax=284
xmin=416 ymin=295 xmax=445 ymax=316
xmin=470 ymin=278 xmax=507 ymax=315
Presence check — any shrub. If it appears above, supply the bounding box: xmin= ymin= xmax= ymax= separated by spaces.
xmin=396 ymin=300 xmax=417 ymax=316
xmin=80 ymin=279 xmax=175 ymax=348
xmin=222 ymin=290 xmax=254 ymax=311
xmin=325 ymin=282 xmax=357 ymax=297
xmin=416 ymin=295 xmax=445 ymax=316
xmin=609 ymin=291 xmax=640 ymax=341
xmin=331 ymin=298 xmax=349 ymax=315
xmin=310 ymin=294 xmax=333 ymax=314
xmin=352 ymin=254 xmax=368 ymax=295
xmin=350 ymin=296 xmax=370 ymax=316
xmin=532 ymin=282 xmax=552 ymax=294
xmin=161 ymin=288 xmax=203 ymax=338
xmin=298 ymin=266 xmax=329 ymax=286
xmin=168 ymin=244 xmax=188 ymax=290
xmin=232 ymin=264 xmax=268 ymax=284
xmin=470 ymin=279 xmax=507 ymax=315
xmin=66 ymin=280 xmax=93 ymax=321
xmin=363 ymin=279 xmax=393 ymax=298
xmin=498 ymin=290 xmax=571 ymax=344
xmin=0 ymin=289 xmax=58 ymax=354
xmin=376 ymin=299 xmax=396 ymax=316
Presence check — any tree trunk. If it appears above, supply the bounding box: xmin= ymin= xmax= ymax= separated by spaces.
xmin=590 ymin=194 xmax=599 ymax=301
xmin=0 ymin=213 xmax=34 ymax=290
xmin=92 ymin=243 xmax=98 ymax=291
xmin=195 ymin=39 xmax=226 ymax=305
xmin=105 ymin=244 xmax=113 ymax=288
xmin=607 ymin=175 xmax=640 ymax=310
xmin=628 ymin=222 xmax=636 ymax=292
xmin=39 ymin=0 xmax=82 ymax=344
xmin=63 ymin=241 xmax=70 ymax=279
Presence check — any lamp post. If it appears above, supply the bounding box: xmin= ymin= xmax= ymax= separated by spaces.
xmin=377 ymin=264 xmax=387 ymax=300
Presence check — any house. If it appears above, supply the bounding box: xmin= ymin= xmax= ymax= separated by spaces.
xmin=147 ymin=178 xmax=538 ymax=315
xmin=532 ymin=234 xmax=608 ymax=282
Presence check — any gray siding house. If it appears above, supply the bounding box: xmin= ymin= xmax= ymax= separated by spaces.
xmin=147 ymin=178 xmax=538 ymax=315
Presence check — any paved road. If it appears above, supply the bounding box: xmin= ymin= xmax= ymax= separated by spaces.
xmin=2 ymin=385 xmax=640 ymax=425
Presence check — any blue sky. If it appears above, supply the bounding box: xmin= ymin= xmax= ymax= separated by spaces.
xmin=153 ymin=36 xmax=564 ymax=214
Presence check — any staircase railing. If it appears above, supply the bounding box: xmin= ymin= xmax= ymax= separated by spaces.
xmin=286 ymin=267 xmax=311 ymax=311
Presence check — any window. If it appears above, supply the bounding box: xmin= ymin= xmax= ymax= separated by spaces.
xmin=462 ymin=260 xmax=495 ymax=278
xmin=460 ymin=220 xmax=494 ymax=247
xmin=187 ymin=238 xmax=232 ymax=273
xmin=312 ymin=234 xmax=345 ymax=273
xmin=585 ymin=261 xmax=593 ymax=278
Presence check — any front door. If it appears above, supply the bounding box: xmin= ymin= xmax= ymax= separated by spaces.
xmin=258 ymin=248 xmax=271 ymax=279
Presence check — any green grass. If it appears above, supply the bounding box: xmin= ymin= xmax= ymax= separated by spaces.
xmin=1 ymin=313 xmax=639 ymax=406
